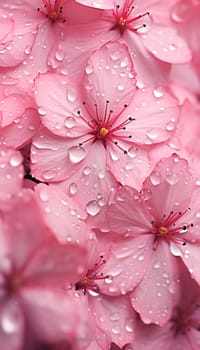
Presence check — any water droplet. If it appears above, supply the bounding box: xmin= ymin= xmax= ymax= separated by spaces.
xmin=110 ymin=50 xmax=121 ymax=60
xmin=138 ymin=255 xmax=144 ymax=261
xmin=83 ymin=166 xmax=91 ymax=175
xmin=42 ymin=170 xmax=57 ymax=180
xmin=105 ymin=275 xmax=113 ymax=284
xmin=166 ymin=172 xmax=179 ymax=185
xmin=117 ymin=84 xmax=124 ymax=91
xmin=85 ymin=65 xmax=93 ymax=74
xmin=55 ymin=50 xmax=64 ymax=62
xmin=86 ymin=200 xmax=101 ymax=216
xmin=153 ymin=261 xmax=161 ymax=269
xmin=66 ymin=88 xmax=77 ymax=102
xmin=128 ymin=146 xmax=138 ymax=158
xmin=150 ymin=171 xmax=162 ymax=185
xmin=69 ymin=183 xmax=78 ymax=195
xmin=38 ymin=107 xmax=47 ymax=116
xmin=125 ymin=318 xmax=134 ymax=333
xmin=24 ymin=46 xmax=31 ymax=55
xmin=111 ymin=325 xmax=120 ymax=335
xmin=110 ymin=312 xmax=120 ymax=321
xmin=153 ymin=88 xmax=164 ymax=98
xmin=147 ymin=129 xmax=159 ymax=140
xmin=166 ymin=122 xmax=175 ymax=131
xmin=1 ymin=306 xmax=21 ymax=334
xmin=64 ymin=117 xmax=76 ymax=128
xmin=69 ymin=146 xmax=86 ymax=163
xmin=39 ymin=189 xmax=49 ymax=202
xmin=9 ymin=153 xmax=22 ymax=167
xmin=141 ymin=188 xmax=152 ymax=200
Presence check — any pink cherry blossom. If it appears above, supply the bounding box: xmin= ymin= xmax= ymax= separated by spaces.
xmin=31 ymin=41 xmax=179 ymax=215
xmin=57 ymin=0 xmax=191 ymax=85
xmin=0 ymin=189 xmax=88 ymax=348
xmin=92 ymin=154 xmax=200 ymax=325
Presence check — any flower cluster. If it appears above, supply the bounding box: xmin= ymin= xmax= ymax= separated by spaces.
xmin=0 ymin=0 xmax=200 ymax=349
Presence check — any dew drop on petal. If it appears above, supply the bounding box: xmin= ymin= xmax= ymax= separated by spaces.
xmin=125 ymin=318 xmax=134 ymax=333
xmin=166 ymin=172 xmax=179 ymax=185
xmin=85 ymin=65 xmax=93 ymax=74
xmin=153 ymin=261 xmax=161 ymax=269
xmin=9 ymin=153 xmax=22 ymax=167
xmin=38 ymin=107 xmax=47 ymax=116
xmin=39 ymin=189 xmax=49 ymax=202
xmin=153 ymin=88 xmax=164 ymax=98
xmin=86 ymin=200 xmax=101 ymax=216
xmin=105 ymin=275 xmax=113 ymax=284
xmin=1 ymin=305 xmax=21 ymax=334
xmin=64 ymin=117 xmax=76 ymax=128
xmin=83 ymin=166 xmax=91 ymax=175
xmin=150 ymin=171 xmax=162 ymax=185
xmin=69 ymin=146 xmax=86 ymax=163
xmin=42 ymin=170 xmax=57 ymax=180
xmin=55 ymin=50 xmax=64 ymax=62
xmin=111 ymin=325 xmax=120 ymax=335
xmin=69 ymin=183 xmax=78 ymax=195
xmin=128 ymin=146 xmax=138 ymax=158
xmin=166 ymin=122 xmax=175 ymax=131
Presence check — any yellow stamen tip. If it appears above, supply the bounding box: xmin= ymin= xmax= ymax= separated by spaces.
xmin=159 ymin=226 xmax=168 ymax=235
xmin=99 ymin=127 xmax=109 ymax=137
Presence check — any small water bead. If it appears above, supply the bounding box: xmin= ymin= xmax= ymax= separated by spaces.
xmin=146 ymin=129 xmax=159 ymax=140
xmin=111 ymin=325 xmax=120 ymax=335
xmin=150 ymin=171 xmax=162 ymax=185
xmin=85 ymin=65 xmax=93 ymax=74
xmin=69 ymin=183 xmax=78 ymax=195
xmin=39 ymin=189 xmax=49 ymax=202
xmin=9 ymin=153 xmax=22 ymax=167
xmin=153 ymin=88 xmax=164 ymax=98
xmin=138 ymin=255 xmax=144 ymax=261
xmin=42 ymin=169 xmax=57 ymax=180
xmin=66 ymin=88 xmax=77 ymax=102
xmin=153 ymin=261 xmax=161 ymax=269
xmin=83 ymin=166 xmax=91 ymax=176
xmin=55 ymin=50 xmax=64 ymax=62
xmin=69 ymin=146 xmax=86 ymax=163
xmin=64 ymin=117 xmax=76 ymax=128
xmin=105 ymin=275 xmax=113 ymax=284
xmin=166 ymin=122 xmax=175 ymax=131
xmin=166 ymin=172 xmax=179 ymax=185
xmin=38 ymin=107 xmax=47 ymax=116
xmin=86 ymin=200 xmax=101 ymax=216
xmin=125 ymin=319 xmax=134 ymax=333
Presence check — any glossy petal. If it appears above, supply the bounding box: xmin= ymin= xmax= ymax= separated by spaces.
xmin=131 ymin=240 xmax=180 ymax=326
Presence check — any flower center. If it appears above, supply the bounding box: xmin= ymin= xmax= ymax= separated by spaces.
xmin=151 ymin=209 xmax=193 ymax=249
xmin=77 ymin=100 xmax=135 ymax=153
xmin=75 ymin=255 xmax=110 ymax=294
xmin=112 ymin=1 xmax=150 ymax=35
xmin=171 ymin=305 xmax=200 ymax=335
xmin=37 ymin=0 xmax=66 ymax=23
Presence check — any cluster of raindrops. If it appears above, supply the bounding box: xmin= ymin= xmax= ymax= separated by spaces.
xmin=0 ymin=0 xmax=200 ymax=349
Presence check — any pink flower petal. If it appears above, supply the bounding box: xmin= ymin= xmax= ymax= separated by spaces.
xmin=82 ymin=41 xmax=137 ymax=119
xmin=0 ymin=108 xmax=41 ymax=149
xmin=143 ymin=154 xmax=193 ymax=220
xmin=179 ymin=242 xmax=200 ymax=286
xmin=75 ymin=0 xmax=114 ymax=9
xmin=35 ymin=183 xmax=88 ymax=243
xmin=20 ymin=288 xmax=84 ymax=343
xmin=144 ymin=25 xmax=192 ymax=63
xmin=126 ymin=88 xmax=179 ymax=144
xmin=91 ymin=294 xmax=136 ymax=348
xmin=23 ymin=239 xmax=87 ymax=285
xmin=35 ymin=72 xmax=83 ymax=137
xmin=0 ymin=94 xmax=25 ymax=128
xmin=0 ymin=147 xmax=24 ymax=205
xmin=99 ymin=235 xmax=154 ymax=296
xmin=131 ymin=240 xmax=180 ymax=326
xmin=31 ymin=128 xmax=85 ymax=182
